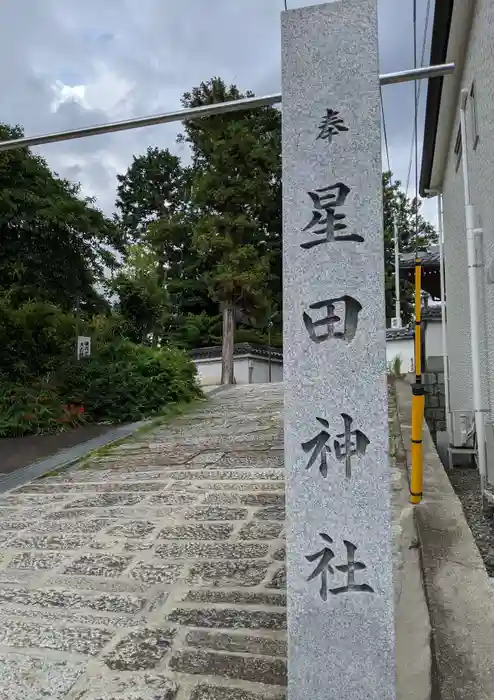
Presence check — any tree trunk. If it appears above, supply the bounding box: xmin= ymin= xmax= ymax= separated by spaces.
xmin=221 ymin=302 xmax=235 ymax=385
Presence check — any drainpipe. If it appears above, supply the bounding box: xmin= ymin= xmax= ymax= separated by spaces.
xmin=438 ymin=193 xmax=452 ymax=442
xmin=425 ymin=188 xmax=452 ymax=443
xmin=459 ymin=88 xmax=488 ymax=493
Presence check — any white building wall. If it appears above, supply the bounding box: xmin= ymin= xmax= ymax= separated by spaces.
xmin=386 ymin=339 xmax=414 ymax=374
xmin=234 ymin=358 xmax=251 ymax=385
xmin=440 ymin=0 xmax=494 ymax=420
xmin=193 ymin=358 xmax=223 ymax=386
xmin=424 ymin=321 xmax=443 ymax=360
xmin=193 ymin=355 xmax=283 ymax=386
xmin=251 ymin=358 xmax=283 ymax=384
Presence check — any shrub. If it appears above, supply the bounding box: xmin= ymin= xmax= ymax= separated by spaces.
xmin=389 ymin=355 xmax=403 ymax=378
xmin=0 ymin=299 xmax=76 ymax=382
xmin=0 ymin=298 xmax=127 ymax=384
xmin=0 ymin=380 xmax=86 ymax=437
xmin=59 ymin=339 xmax=200 ymax=424
xmin=0 ymin=296 xmax=201 ymax=436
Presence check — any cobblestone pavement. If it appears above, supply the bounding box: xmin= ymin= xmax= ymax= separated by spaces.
xmin=0 ymin=384 xmax=286 ymax=700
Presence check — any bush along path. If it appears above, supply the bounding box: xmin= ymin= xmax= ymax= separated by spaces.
xmin=0 ymin=383 xmax=287 ymax=700
xmin=0 ymin=295 xmax=201 ymax=438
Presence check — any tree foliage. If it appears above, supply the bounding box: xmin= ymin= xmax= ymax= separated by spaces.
xmin=115 ymin=147 xmax=190 ymax=240
xmin=0 ymin=129 xmax=200 ymax=437
xmin=0 ymin=124 xmax=122 ymax=312
xmin=112 ymin=86 xmax=436 ymax=365
xmin=112 ymin=244 xmax=169 ymax=344
xmin=180 ymin=78 xmax=282 ymax=381
xmin=115 ymin=146 xmax=215 ymax=320
xmin=0 ymin=78 xmax=440 ymax=438
xmin=382 ymin=171 xmax=437 ymax=324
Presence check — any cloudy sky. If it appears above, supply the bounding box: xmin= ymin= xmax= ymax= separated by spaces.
xmin=1 ymin=0 xmax=436 ymax=223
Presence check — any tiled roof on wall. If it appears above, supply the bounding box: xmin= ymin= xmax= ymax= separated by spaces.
xmin=386 ymin=326 xmax=414 ymax=341
xmin=190 ymin=343 xmax=283 ymax=361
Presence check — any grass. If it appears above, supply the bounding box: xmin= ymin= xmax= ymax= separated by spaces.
xmin=39 ymin=395 xmax=206 ymax=479
xmin=75 ymin=395 xmax=206 ymax=470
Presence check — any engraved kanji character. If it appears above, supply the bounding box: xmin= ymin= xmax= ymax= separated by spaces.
xmin=333 ymin=413 xmax=370 ymax=479
xmin=329 ymin=540 xmax=374 ymax=595
xmin=306 ymin=537 xmax=374 ymax=599
xmin=302 ymin=295 xmax=362 ymax=343
xmin=301 ymin=417 xmax=332 ymax=477
xmin=316 ymin=108 xmax=349 ymax=144
xmin=306 ymin=533 xmax=335 ymax=601
xmin=301 ymin=183 xmax=363 ymax=249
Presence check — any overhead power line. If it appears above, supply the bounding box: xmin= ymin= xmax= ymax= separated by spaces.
xmin=405 ymin=0 xmax=432 ymax=198
xmin=380 ymin=88 xmax=392 ymax=175
xmin=413 ymin=0 xmax=419 ymax=247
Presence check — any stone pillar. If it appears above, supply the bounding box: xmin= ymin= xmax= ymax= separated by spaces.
xmin=281 ymin=2 xmax=396 ymax=699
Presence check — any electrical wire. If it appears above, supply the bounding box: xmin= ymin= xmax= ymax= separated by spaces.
xmin=405 ymin=0 xmax=432 ymax=198
xmin=380 ymin=88 xmax=392 ymax=176
xmin=382 ymin=81 xmax=405 ymax=329
xmin=413 ymin=0 xmax=419 ymax=251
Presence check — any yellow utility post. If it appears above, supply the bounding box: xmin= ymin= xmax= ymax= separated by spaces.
xmin=410 ymin=257 xmax=425 ymax=504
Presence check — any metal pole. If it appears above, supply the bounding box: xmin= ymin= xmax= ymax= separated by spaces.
xmin=0 ymin=63 xmax=455 ymax=153
xmin=268 ymin=323 xmax=272 ymax=383
xmin=459 ymin=88 xmax=488 ymax=494
xmin=424 ymin=187 xmax=452 ymax=442
xmin=75 ymin=294 xmax=81 ymax=361
xmin=267 ymin=307 xmax=276 ymax=383
xmin=410 ymin=257 xmax=425 ymax=504
xmin=393 ymin=218 xmax=401 ymax=326
xmin=437 ymin=192 xmax=452 ymax=440
xmin=379 ymin=62 xmax=454 ymax=85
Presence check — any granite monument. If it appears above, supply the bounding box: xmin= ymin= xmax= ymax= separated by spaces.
xmin=282 ymin=1 xmax=396 ymax=698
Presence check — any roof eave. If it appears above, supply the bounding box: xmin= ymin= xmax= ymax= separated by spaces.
xmin=419 ymin=0 xmax=455 ymax=196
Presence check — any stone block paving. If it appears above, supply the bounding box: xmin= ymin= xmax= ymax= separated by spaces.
xmin=0 ymin=384 xmax=287 ymax=700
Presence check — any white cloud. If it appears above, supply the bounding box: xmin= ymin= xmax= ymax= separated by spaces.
xmin=51 ymin=64 xmax=134 ymax=116
xmin=50 ymin=82 xmax=86 ymax=112
xmin=1 ymin=0 xmax=436 ymax=224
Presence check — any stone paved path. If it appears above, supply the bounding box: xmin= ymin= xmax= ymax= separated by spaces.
xmin=0 ymin=384 xmax=286 ymax=700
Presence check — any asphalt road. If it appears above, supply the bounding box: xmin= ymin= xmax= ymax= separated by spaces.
xmin=0 ymin=425 xmax=114 ymax=475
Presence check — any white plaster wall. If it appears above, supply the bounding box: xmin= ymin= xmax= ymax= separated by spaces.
xmin=234 ymin=358 xmax=251 ymax=385
xmin=193 ymin=358 xmax=222 ymax=386
xmin=440 ymin=0 xmax=493 ymax=416
xmin=386 ymin=339 xmax=414 ymax=374
xmin=424 ymin=321 xmax=443 ymax=360
xmin=193 ymin=355 xmax=283 ymax=386
xmin=251 ymin=358 xmax=283 ymax=384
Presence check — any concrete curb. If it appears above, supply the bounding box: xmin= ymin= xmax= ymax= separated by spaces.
xmin=0 ymin=419 xmax=153 ymax=494
xmin=395 ymin=379 xmax=494 ymax=700
xmin=389 ymin=385 xmax=433 ymax=700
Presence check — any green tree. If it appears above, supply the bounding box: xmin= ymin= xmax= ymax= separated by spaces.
xmin=383 ymin=171 xmax=437 ymax=324
xmin=115 ymin=146 xmax=216 ymax=320
xmin=0 ymin=124 xmax=122 ymax=313
xmin=115 ymin=147 xmax=189 ymax=240
xmin=180 ymin=77 xmax=282 ymax=383
xmin=113 ymin=244 xmax=169 ymax=344
xmin=165 ymin=311 xmax=222 ymax=350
